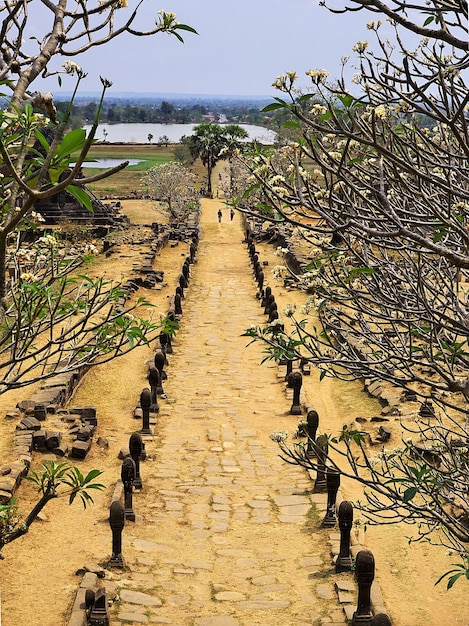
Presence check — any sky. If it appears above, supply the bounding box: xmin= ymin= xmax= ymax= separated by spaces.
xmin=29 ymin=0 xmax=377 ymax=97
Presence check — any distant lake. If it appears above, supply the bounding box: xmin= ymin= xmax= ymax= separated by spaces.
xmin=83 ymin=123 xmax=276 ymax=144
xmin=82 ymin=158 xmax=143 ymax=169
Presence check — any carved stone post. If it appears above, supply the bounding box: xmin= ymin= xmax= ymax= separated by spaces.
xmin=140 ymin=387 xmax=152 ymax=434
xmin=264 ymin=293 xmax=274 ymax=315
xmin=129 ymin=432 xmax=143 ymax=490
xmin=179 ymin=272 xmax=188 ymax=290
xmin=285 ymin=359 xmax=293 ymax=382
xmin=289 ymin=371 xmax=303 ymax=415
xmin=314 ymin=434 xmax=328 ymax=492
xmin=268 ymin=302 xmax=278 ymax=323
xmin=322 ymin=468 xmax=340 ymax=527
xmin=182 ymin=261 xmax=190 ymax=281
xmin=160 ymin=330 xmax=173 ymax=355
xmin=336 ymin=500 xmax=354 ymax=572
xmin=159 ymin=332 xmax=169 ymax=362
xmin=189 ymin=242 xmax=197 ymax=263
xmin=261 ymin=286 xmax=271 ymax=308
xmin=154 ymin=351 xmax=167 ymax=387
xmin=88 ymin=588 xmax=109 ymax=626
xmin=300 ymin=357 xmax=311 ymax=375
xmin=147 ymin=366 xmax=160 ymax=413
xmin=174 ymin=293 xmax=183 ymax=316
xmin=257 ymin=270 xmax=264 ymax=293
xmin=306 ymin=409 xmax=319 ymax=458
xmin=121 ymin=457 xmax=136 ymax=521
xmin=352 ymin=550 xmax=375 ymax=625
xmin=109 ymin=500 xmax=125 ymax=568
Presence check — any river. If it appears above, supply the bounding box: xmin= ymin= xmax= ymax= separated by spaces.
xmin=82 ymin=122 xmax=276 ymax=144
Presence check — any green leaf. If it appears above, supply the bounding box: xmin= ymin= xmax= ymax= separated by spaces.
xmin=66 ymin=185 xmax=94 ymax=213
xmin=34 ymin=130 xmax=50 ymax=153
xmin=262 ymin=103 xmax=285 ymax=112
xmin=83 ymin=469 xmax=103 ymax=484
xmin=403 ymin=486 xmax=418 ymax=502
xmin=282 ymin=121 xmax=301 ymax=129
xmin=338 ymin=94 xmax=355 ymax=108
xmin=423 ymin=15 xmax=434 ymax=26
xmin=318 ymin=111 xmax=332 ymax=122
xmin=446 ymin=572 xmax=465 ymax=589
xmin=297 ymin=93 xmax=316 ymax=103
xmin=174 ymin=23 xmax=198 ymax=34
xmin=54 ymin=128 xmax=87 ymax=161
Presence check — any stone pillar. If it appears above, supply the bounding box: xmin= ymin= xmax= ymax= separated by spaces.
xmin=159 ymin=330 xmax=173 ymax=355
xmin=182 ymin=261 xmax=190 ymax=281
xmin=109 ymin=500 xmax=125 ymax=568
xmin=289 ymin=371 xmax=303 ymax=415
xmin=189 ymin=242 xmax=197 ymax=263
xmin=336 ymin=500 xmax=354 ymax=572
xmin=179 ymin=272 xmax=188 ymax=290
xmin=159 ymin=332 xmax=169 ymax=362
xmin=129 ymin=432 xmax=143 ymax=490
xmin=140 ymin=387 xmax=152 ymax=434
xmin=285 ymin=359 xmax=293 ymax=382
xmin=88 ymin=588 xmax=109 ymax=626
xmin=314 ymin=434 xmax=328 ymax=492
xmin=306 ymin=409 xmax=319 ymax=458
xmin=261 ymin=286 xmax=271 ymax=308
xmin=322 ymin=468 xmax=340 ymax=527
xmin=257 ymin=269 xmax=264 ymax=294
xmin=268 ymin=302 xmax=278 ymax=323
xmin=264 ymin=293 xmax=274 ymax=315
xmin=352 ymin=550 xmax=375 ymax=625
xmin=121 ymin=457 xmax=136 ymax=521
xmin=174 ymin=293 xmax=183 ymax=316
xmin=154 ymin=351 xmax=167 ymax=386
xmin=147 ymin=366 xmax=160 ymax=413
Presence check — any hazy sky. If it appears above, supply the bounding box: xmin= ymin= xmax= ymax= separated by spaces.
xmin=33 ymin=0 xmax=375 ymax=96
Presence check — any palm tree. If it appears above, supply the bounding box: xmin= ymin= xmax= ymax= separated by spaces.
xmin=186 ymin=123 xmax=227 ymax=196
xmin=223 ymin=124 xmax=249 ymax=191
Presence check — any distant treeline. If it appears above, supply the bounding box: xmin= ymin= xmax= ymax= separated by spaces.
xmin=59 ymin=98 xmax=277 ymax=128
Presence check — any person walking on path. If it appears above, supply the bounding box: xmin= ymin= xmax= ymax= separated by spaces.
xmin=230 ymin=208 xmax=235 ymax=221
xmin=217 ymin=208 xmax=222 ymax=222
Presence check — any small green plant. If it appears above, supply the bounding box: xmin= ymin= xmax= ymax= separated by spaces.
xmin=0 ymin=460 xmax=105 ymax=556
xmin=435 ymin=556 xmax=469 ymax=590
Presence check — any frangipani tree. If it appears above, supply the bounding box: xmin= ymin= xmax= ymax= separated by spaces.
xmin=0 ymin=2 xmax=195 ymax=392
xmin=238 ymin=1 xmax=469 ymax=585
xmin=141 ymin=161 xmax=200 ymax=221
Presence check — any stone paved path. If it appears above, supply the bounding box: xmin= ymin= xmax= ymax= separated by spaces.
xmin=103 ymin=201 xmax=350 ymax=626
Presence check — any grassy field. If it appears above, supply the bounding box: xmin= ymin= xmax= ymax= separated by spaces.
xmin=78 ymin=143 xmax=199 ymax=197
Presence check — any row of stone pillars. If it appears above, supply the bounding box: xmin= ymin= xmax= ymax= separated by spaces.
xmin=245 ymin=223 xmax=391 ymax=626
xmin=109 ymin=230 xmax=199 ymax=562
xmin=84 ymin=231 xmax=200 ymax=625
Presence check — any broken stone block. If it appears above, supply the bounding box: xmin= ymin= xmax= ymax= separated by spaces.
xmin=82 ymin=406 xmax=97 ymax=426
xmin=34 ymin=404 xmax=47 ymax=421
xmin=0 ymin=489 xmax=12 ymax=504
xmin=76 ymin=425 xmax=95 ymax=441
xmin=18 ymin=416 xmax=43 ymax=431
xmin=377 ymin=425 xmax=391 ymax=442
xmin=45 ymin=431 xmax=62 ymax=450
xmin=33 ymin=430 xmax=48 ymax=451
xmin=70 ymin=439 xmax=91 ymax=459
